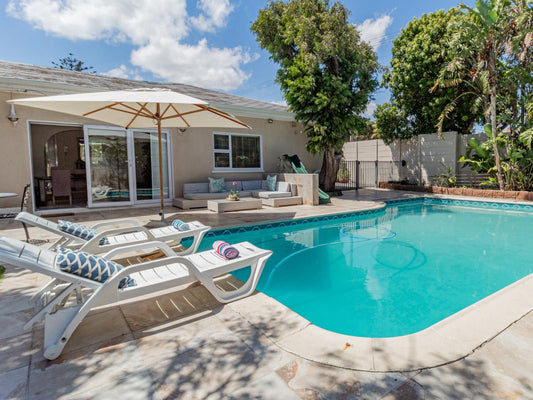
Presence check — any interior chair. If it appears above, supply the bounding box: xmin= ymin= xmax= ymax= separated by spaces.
xmin=51 ymin=169 xmax=72 ymax=207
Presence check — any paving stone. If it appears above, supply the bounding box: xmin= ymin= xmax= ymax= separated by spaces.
xmin=275 ymin=357 xmax=408 ymax=400
xmin=58 ymin=306 xmax=131 ymax=354
xmin=28 ymin=340 xmax=145 ymax=400
xmin=225 ymin=372 xmax=300 ymax=400
xmin=134 ymin=311 xmax=233 ymax=367
xmin=0 ymin=332 xmax=34 ymax=374
xmin=215 ymin=306 xmax=294 ymax=371
xmin=58 ymin=370 xmax=158 ymax=400
xmin=0 ymin=366 xmax=28 ymax=400
xmin=379 ymin=379 xmax=429 ymax=400
xmin=0 ymin=309 xmax=33 ymax=340
xmin=147 ymin=336 xmax=271 ymax=400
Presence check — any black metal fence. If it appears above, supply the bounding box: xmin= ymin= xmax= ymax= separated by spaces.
xmin=335 ymin=160 xmax=401 ymax=190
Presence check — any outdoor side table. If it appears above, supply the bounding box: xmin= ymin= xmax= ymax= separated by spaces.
xmin=207 ymin=198 xmax=262 ymax=213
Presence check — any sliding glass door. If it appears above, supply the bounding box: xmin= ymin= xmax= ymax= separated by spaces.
xmin=84 ymin=126 xmax=171 ymax=207
xmin=133 ymin=130 xmax=170 ymax=202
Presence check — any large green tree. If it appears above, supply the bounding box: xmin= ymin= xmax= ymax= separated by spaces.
xmin=251 ymin=0 xmax=378 ymax=191
xmin=375 ymin=9 xmax=482 ymax=143
xmin=437 ymin=0 xmax=533 ymax=190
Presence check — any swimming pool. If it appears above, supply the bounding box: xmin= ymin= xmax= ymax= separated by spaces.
xmin=199 ymin=199 xmax=533 ymax=338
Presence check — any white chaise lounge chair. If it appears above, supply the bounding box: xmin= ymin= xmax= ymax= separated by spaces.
xmin=16 ymin=211 xmax=209 ymax=255
xmin=0 ymin=237 xmax=272 ymax=360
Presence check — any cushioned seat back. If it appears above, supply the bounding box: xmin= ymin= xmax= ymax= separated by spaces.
xmin=184 ymin=183 xmax=209 ymax=194
xmin=277 ymin=181 xmax=291 ymax=193
xmin=242 ymin=180 xmax=263 ymax=190
xmin=224 ymin=181 xmax=243 ymax=191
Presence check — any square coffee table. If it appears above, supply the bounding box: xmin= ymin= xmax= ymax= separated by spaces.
xmin=207 ymin=197 xmax=262 ymax=213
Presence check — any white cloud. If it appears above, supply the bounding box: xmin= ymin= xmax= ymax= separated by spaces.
xmin=363 ymin=101 xmax=377 ymax=118
xmin=191 ymin=0 xmax=234 ymax=32
xmin=103 ymin=64 xmax=143 ymax=81
xmin=270 ymin=100 xmax=287 ymax=106
xmin=131 ymin=38 xmax=251 ymax=90
xmin=356 ymin=15 xmax=393 ymax=52
xmin=6 ymin=0 xmax=250 ymax=90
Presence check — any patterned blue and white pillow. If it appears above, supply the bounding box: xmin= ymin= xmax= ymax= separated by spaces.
xmin=57 ymin=220 xmax=109 ymax=246
xmin=56 ymin=248 xmax=135 ymax=288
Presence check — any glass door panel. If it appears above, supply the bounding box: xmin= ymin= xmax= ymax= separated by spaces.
xmin=133 ymin=131 xmax=169 ymax=201
xmin=86 ymin=127 xmax=132 ymax=205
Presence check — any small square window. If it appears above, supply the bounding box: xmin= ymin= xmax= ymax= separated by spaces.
xmin=214 ymin=152 xmax=230 ymax=168
xmin=214 ymin=134 xmax=229 ymax=150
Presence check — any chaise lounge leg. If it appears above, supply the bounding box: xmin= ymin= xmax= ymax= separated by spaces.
xmin=194 ymin=255 xmax=270 ymax=303
xmin=24 ymin=283 xmax=79 ymax=330
xmin=29 ymin=278 xmax=62 ymax=305
xmin=42 ymin=285 xmax=109 ymax=360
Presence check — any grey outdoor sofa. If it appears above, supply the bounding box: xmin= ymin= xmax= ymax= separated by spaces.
xmin=173 ymin=179 xmax=302 ymax=209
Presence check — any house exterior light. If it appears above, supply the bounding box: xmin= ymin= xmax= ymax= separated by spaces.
xmin=7 ymin=104 xmax=19 ymax=126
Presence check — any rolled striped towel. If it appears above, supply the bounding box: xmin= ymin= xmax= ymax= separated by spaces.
xmin=213 ymin=240 xmax=240 ymax=260
xmin=171 ymin=219 xmax=190 ymax=231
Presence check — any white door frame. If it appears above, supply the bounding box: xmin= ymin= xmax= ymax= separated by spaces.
xmin=130 ymin=128 xmax=173 ymax=204
xmin=84 ymin=124 xmax=133 ymax=208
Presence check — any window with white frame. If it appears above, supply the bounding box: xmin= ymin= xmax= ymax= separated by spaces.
xmin=213 ymin=132 xmax=262 ymax=170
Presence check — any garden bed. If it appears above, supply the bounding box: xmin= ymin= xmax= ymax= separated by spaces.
xmin=379 ymin=182 xmax=533 ymax=201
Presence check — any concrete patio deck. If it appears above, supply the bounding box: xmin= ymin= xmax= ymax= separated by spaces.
xmin=0 ymin=189 xmax=531 ymax=399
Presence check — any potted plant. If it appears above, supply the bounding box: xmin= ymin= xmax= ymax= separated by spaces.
xmin=337 ymin=168 xmax=350 ymax=183
xmin=226 ymin=181 xmax=240 ymax=201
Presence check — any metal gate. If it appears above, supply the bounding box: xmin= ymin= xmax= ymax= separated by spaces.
xmin=336 ymin=160 xmax=401 ymax=190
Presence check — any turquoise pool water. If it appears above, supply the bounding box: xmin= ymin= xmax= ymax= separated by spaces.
xmin=198 ymin=201 xmax=533 ymax=337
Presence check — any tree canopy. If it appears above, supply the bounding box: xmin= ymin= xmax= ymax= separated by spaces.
xmin=251 ymin=0 xmax=378 ymax=191
xmin=375 ymin=9 xmax=483 ymax=143
xmin=52 ymin=53 xmax=95 ymax=72
xmin=437 ymin=0 xmax=533 ymax=190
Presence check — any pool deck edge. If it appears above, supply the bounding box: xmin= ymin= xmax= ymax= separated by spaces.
xmin=228 ymin=273 xmax=532 ymax=372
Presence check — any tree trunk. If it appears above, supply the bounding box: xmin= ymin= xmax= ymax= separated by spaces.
xmin=319 ymin=148 xmax=342 ymax=192
xmin=490 ymin=87 xmax=505 ymax=190
xmin=489 ymin=47 xmax=504 ymax=191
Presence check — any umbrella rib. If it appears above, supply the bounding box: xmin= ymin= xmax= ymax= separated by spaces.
xmin=125 ymin=102 xmax=148 ymax=129
xmin=195 ymin=104 xmax=251 ymax=128
xmin=107 ymin=106 xmax=153 ymax=118
xmin=83 ymin=102 xmax=122 ymax=117
xmin=168 ymin=104 xmax=191 ymax=127
xmin=136 ymin=103 xmax=157 ymax=119
xmin=160 ymin=104 xmax=173 ymax=119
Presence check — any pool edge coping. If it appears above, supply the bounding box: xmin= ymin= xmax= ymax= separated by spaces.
xmin=206 ymin=195 xmax=533 ymax=238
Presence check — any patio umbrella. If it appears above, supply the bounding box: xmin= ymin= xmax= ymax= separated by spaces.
xmin=9 ymin=89 xmax=250 ymax=220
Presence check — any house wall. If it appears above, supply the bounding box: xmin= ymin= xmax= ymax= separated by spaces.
xmin=342 ymin=131 xmax=487 ymax=185
xmin=171 ymin=116 xmax=320 ymax=197
xmin=0 ymin=91 xmax=321 ymax=210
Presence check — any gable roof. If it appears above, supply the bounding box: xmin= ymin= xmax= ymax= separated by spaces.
xmin=0 ymin=60 xmax=292 ymax=120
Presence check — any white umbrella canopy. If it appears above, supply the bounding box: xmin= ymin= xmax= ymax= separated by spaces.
xmin=10 ymin=88 xmax=250 ymax=220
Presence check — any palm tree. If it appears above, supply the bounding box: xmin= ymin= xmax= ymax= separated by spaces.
xmin=436 ymin=0 xmax=532 ymax=190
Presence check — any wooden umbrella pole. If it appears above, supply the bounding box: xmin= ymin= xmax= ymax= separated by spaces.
xmin=157 ymin=103 xmax=165 ymax=221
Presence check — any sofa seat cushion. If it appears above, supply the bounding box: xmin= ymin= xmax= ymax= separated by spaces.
xmin=184 ymin=191 xmax=251 ymax=200
xmin=252 ymin=190 xmax=292 ymax=199
xmin=185 ymin=192 xmax=227 ymax=200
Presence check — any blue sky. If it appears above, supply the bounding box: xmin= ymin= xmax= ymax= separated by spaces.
xmin=1 ymin=0 xmax=474 ymax=113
